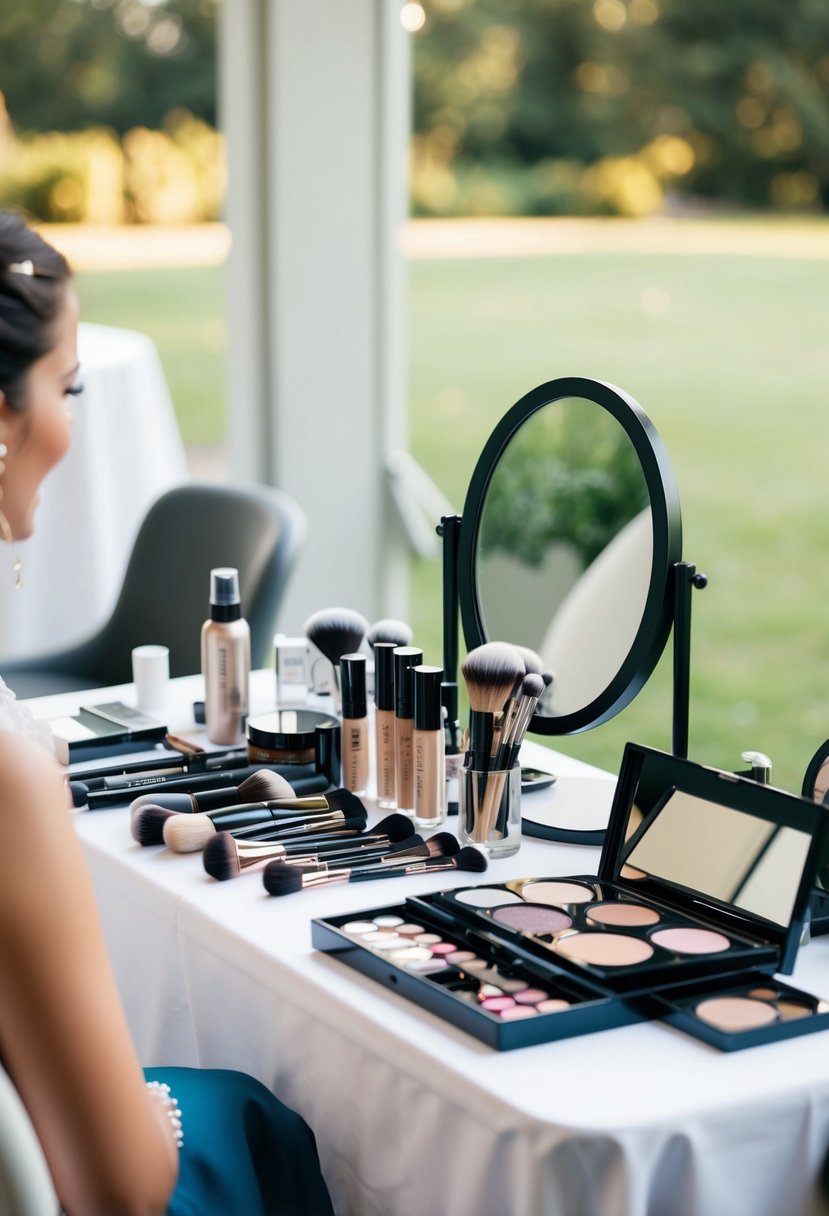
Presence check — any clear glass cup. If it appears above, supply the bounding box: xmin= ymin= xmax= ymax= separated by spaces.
xmin=458 ymin=764 xmax=521 ymax=858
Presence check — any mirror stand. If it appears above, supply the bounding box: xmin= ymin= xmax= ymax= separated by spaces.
xmin=672 ymin=561 xmax=707 ymax=758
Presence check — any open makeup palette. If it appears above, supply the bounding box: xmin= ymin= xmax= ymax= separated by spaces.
xmin=312 ymin=744 xmax=829 ymax=1051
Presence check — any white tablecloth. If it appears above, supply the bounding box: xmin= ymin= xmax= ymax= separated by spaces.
xmin=27 ymin=673 xmax=829 ymax=1216
xmin=0 ymin=322 xmax=189 ymax=658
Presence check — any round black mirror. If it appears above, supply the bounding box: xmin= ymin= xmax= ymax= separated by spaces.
xmin=457 ymin=376 xmax=682 ymax=735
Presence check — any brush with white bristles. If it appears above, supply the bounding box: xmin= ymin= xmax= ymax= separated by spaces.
xmin=304 ymin=606 xmax=369 ymax=710
xmin=262 ymin=842 xmax=486 ymax=897
xmin=162 ymin=790 xmax=367 ymax=853
xmin=366 ymin=618 xmax=414 ymax=649
xmin=202 ymin=820 xmax=455 ymax=882
xmin=460 ymin=642 xmax=525 ymax=771
xmin=129 ymin=769 xmax=295 ymax=843
xmin=200 ymin=811 xmax=415 ymax=880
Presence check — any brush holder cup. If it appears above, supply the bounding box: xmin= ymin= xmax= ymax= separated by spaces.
xmin=459 ymin=764 xmax=521 ymax=858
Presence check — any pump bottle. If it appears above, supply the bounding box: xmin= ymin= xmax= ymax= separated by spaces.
xmin=201 ymin=567 xmax=250 ymax=744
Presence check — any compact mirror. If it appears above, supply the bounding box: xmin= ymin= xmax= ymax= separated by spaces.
xmin=457 ymin=377 xmax=683 ymax=736
xmin=622 ymin=788 xmax=811 ymax=928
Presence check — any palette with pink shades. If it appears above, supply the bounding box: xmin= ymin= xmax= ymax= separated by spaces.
xmin=315 ymin=745 xmax=829 ymax=1051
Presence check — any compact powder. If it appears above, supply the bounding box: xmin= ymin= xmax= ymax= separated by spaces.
xmin=620 ymin=864 xmax=647 ymax=880
xmin=415 ymin=933 xmax=442 ymax=946
xmin=749 ymin=986 xmax=779 ymax=1000
xmin=513 ymin=988 xmax=548 ymax=1006
xmin=500 ymin=1005 xmax=538 ymax=1021
xmin=522 ymin=880 xmax=595 ymax=906
xmin=396 ymin=924 xmax=424 ymax=937
xmin=388 ymin=945 xmax=433 ymax=963
xmin=445 ymin=951 xmax=478 ymax=966
xmin=429 ymin=942 xmax=456 ymax=956
xmin=536 ymin=998 xmax=571 ymax=1014
xmin=480 ymin=995 xmax=516 ymax=1013
xmin=492 ymin=904 xmax=573 ymax=934
xmin=342 ymin=921 xmax=376 ymax=935
xmin=586 ymin=902 xmax=660 ymax=928
xmin=776 ymin=1000 xmax=812 ymax=1021
xmin=695 ymin=996 xmax=778 ymax=1032
xmin=453 ymin=887 xmax=524 ymax=909
xmin=374 ymin=915 xmax=404 ymax=929
xmin=555 ymin=931 xmax=654 ymax=967
xmin=651 ymin=927 xmax=731 ymax=955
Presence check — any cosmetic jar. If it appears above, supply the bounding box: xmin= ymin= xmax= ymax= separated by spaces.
xmin=247 ymin=709 xmax=341 ymax=786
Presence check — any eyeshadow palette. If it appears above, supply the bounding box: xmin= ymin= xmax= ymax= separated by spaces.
xmin=420 ymin=875 xmax=777 ymax=994
xmin=312 ymin=903 xmax=643 ymax=1050
xmin=652 ymin=973 xmax=829 ymax=1051
xmin=314 ymin=745 xmax=829 ymax=1051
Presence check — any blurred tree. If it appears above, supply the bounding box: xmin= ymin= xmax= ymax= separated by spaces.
xmin=0 ymin=0 xmax=217 ymax=134
xmin=413 ymin=0 xmax=829 ymax=213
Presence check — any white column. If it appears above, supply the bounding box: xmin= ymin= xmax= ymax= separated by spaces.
xmin=219 ymin=0 xmax=411 ymax=634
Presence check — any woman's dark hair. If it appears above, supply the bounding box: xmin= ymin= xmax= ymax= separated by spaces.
xmin=0 ymin=212 xmax=71 ymax=410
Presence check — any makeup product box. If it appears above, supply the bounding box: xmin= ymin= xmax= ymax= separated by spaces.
xmin=49 ymin=701 xmax=168 ymax=765
xmin=313 ymin=744 xmax=829 ymax=1051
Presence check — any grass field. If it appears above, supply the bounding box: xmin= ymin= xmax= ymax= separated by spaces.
xmin=74 ymin=223 xmax=829 ymax=795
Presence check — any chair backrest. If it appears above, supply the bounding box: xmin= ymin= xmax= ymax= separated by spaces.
xmin=0 ymin=1067 xmax=59 ymax=1216
xmin=71 ymin=481 xmax=305 ymax=685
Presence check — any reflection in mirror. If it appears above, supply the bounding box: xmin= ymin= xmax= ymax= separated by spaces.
xmin=622 ymin=789 xmax=811 ymax=927
xmin=476 ymin=397 xmax=650 ymax=717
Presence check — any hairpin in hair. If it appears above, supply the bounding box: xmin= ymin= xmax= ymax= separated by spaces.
xmin=3 ymin=260 xmax=59 ymax=280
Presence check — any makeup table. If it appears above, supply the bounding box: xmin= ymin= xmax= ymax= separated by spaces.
xmin=0 ymin=322 xmax=188 ymax=659
xmin=29 ymin=672 xmax=829 ymax=1216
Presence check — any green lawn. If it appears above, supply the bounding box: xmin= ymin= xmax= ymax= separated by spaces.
xmin=75 ymin=236 xmax=829 ymax=795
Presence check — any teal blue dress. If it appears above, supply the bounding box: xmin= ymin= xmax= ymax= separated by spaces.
xmin=143 ymin=1068 xmax=334 ymax=1216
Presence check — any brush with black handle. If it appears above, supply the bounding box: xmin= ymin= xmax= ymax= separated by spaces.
xmin=203 ymin=824 xmax=459 ymax=881
xmin=162 ymin=789 xmax=367 ymax=853
xmin=263 ymin=843 xmax=486 ymax=896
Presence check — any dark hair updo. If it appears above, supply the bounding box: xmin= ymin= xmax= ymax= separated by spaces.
xmin=0 ymin=212 xmax=72 ymax=410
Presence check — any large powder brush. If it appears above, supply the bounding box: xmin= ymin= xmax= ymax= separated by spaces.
xmin=366 ymin=618 xmax=414 ymax=649
xmin=304 ymin=606 xmax=369 ymax=709
xmin=460 ymin=641 xmax=525 ymax=770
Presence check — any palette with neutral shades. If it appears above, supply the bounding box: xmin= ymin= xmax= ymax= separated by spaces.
xmin=431 ymin=875 xmax=775 ymax=993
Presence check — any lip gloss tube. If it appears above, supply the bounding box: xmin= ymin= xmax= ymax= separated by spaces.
xmin=373 ymin=643 xmax=397 ymax=809
xmin=394 ymin=646 xmax=422 ymax=817
xmin=413 ymin=664 xmax=446 ymax=830
xmin=340 ymin=654 xmax=369 ymax=797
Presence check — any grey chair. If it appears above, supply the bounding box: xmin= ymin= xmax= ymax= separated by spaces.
xmin=1 ymin=481 xmax=305 ymax=699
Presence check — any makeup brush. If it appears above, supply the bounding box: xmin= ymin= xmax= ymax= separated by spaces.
xmin=79 ymin=761 xmax=323 ymax=810
xmin=238 ymin=830 xmax=460 ymax=883
xmin=203 ymin=829 xmax=429 ymax=882
xmin=263 ymin=844 xmax=487 ymax=896
xmin=494 ymin=673 xmax=546 ymax=772
xmin=130 ymin=769 xmax=294 ymax=816
xmin=460 ymin=642 xmax=525 ymax=771
xmin=162 ymin=791 xmax=367 ymax=853
xmin=200 ymin=812 xmax=417 ymax=880
xmin=366 ymin=618 xmax=414 ymax=648
xmin=129 ymin=771 xmax=331 ymax=845
xmin=304 ymin=606 xmax=369 ymax=710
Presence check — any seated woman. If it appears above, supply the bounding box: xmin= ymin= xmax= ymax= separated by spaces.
xmin=0 ymin=211 xmax=335 ymax=1216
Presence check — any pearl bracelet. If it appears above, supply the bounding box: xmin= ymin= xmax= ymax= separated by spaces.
xmin=145 ymin=1080 xmax=184 ymax=1150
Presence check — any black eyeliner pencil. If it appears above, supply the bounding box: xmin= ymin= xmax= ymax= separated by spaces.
xmin=71 ymin=746 xmax=250 ymax=784
xmin=81 ymin=764 xmax=324 ymax=809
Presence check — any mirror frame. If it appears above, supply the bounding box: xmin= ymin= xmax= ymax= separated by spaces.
xmin=457 ymin=376 xmax=683 ymax=735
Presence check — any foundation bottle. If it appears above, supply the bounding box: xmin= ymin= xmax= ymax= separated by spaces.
xmin=340 ymin=653 xmax=369 ymax=796
xmin=373 ymin=643 xmax=397 ymax=809
xmin=394 ymin=646 xmax=422 ymax=817
xmin=201 ymin=567 xmax=250 ymax=745
xmin=413 ymin=665 xmax=446 ymax=830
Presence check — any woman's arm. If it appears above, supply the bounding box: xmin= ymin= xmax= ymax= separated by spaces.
xmin=0 ymin=731 xmax=178 ymax=1216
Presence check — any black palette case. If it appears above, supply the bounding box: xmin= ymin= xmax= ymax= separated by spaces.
xmin=313 ymin=744 xmax=829 ymax=1051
